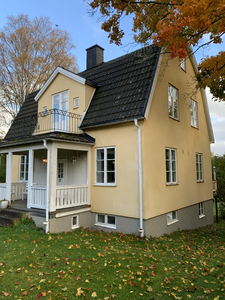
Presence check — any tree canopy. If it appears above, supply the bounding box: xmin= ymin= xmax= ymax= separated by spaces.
xmin=90 ymin=0 xmax=225 ymax=100
xmin=0 ymin=14 xmax=78 ymax=135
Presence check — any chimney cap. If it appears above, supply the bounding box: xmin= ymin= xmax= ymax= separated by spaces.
xmin=86 ymin=44 xmax=104 ymax=51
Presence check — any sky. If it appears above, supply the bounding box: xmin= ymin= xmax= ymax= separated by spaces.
xmin=0 ymin=0 xmax=224 ymax=155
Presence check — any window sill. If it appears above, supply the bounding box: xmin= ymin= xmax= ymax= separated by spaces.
xmin=191 ymin=125 xmax=198 ymax=129
xmin=169 ymin=116 xmax=180 ymax=122
xmin=197 ymin=180 xmax=204 ymax=183
xmin=167 ymin=219 xmax=179 ymax=226
xmin=93 ymin=183 xmax=117 ymax=187
xmin=95 ymin=223 xmax=116 ymax=230
xmin=72 ymin=225 xmax=79 ymax=230
xmin=199 ymin=214 xmax=205 ymax=219
xmin=166 ymin=182 xmax=179 ymax=186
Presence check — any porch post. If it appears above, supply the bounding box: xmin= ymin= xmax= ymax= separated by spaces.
xmin=87 ymin=148 xmax=91 ymax=205
xmin=49 ymin=143 xmax=57 ymax=212
xmin=6 ymin=151 xmax=12 ymax=204
xmin=27 ymin=149 xmax=34 ymax=209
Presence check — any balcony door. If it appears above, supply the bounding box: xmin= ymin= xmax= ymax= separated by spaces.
xmin=52 ymin=91 xmax=69 ymax=132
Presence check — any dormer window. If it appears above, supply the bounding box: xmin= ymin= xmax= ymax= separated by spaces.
xmin=74 ymin=97 xmax=79 ymax=109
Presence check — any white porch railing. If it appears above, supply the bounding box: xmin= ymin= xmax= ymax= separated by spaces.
xmin=0 ymin=183 xmax=7 ymax=200
xmin=30 ymin=186 xmax=46 ymax=209
xmin=11 ymin=182 xmax=26 ymax=200
xmin=56 ymin=185 xmax=88 ymax=209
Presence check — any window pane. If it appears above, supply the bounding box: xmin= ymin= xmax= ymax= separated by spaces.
xmin=172 ymin=211 xmax=177 ymax=219
xmin=21 ymin=156 xmax=25 ymax=163
xmin=166 ymin=161 xmax=170 ymax=172
xmin=96 ymin=172 xmax=104 ymax=183
xmin=107 ymin=216 xmax=115 ymax=225
xmin=165 ymin=149 xmax=170 ymax=160
xmin=107 ymin=172 xmax=115 ymax=183
xmin=107 ymin=148 xmax=115 ymax=159
xmin=166 ymin=172 xmax=171 ymax=183
xmin=97 ymin=161 xmax=104 ymax=172
xmin=73 ymin=216 xmax=77 ymax=225
xmin=174 ymin=100 xmax=178 ymax=119
xmin=172 ymin=161 xmax=176 ymax=171
xmin=107 ymin=160 xmax=115 ymax=171
xmin=171 ymin=150 xmax=176 ymax=160
xmin=97 ymin=149 xmax=104 ymax=160
xmin=172 ymin=172 xmax=176 ymax=182
xmin=98 ymin=214 xmax=105 ymax=223
xmin=53 ymin=95 xmax=59 ymax=108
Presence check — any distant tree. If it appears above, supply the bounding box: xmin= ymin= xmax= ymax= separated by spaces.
xmin=90 ymin=0 xmax=225 ymax=101
xmin=0 ymin=14 xmax=78 ymax=134
xmin=212 ymin=154 xmax=225 ymax=204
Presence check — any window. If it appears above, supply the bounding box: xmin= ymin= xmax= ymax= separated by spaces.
xmin=19 ymin=155 xmax=28 ymax=181
xmin=165 ymin=148 xmax=177 ymax=184
xmin=180 ymin=59 xmax=185 ymax=71
xmin=72 ymin=215 xmax=79 ymax=229
xmin=96 ymin=147 xmax=116 ymax=185
xmin=190 ymin=99 xmax=198 ymax=128
xmin=43 ymin=106 xmax=47 ymax=116
xmin=74 ymin=97 xmax=79 ymax=109
xmin=168 ymin=84 xmax=179 ymax=120
xmin=199 ymin=202 xmax=204 ymax=218
xmin=167 ymin=210 xmax=178 ymax=225
xmin=196 ymin=153 xmax=203 ymax=182
xmin=52 ymin=90 xmax=69 ymax=131
xmin=96 ymin=214 xmax=116 ymax=228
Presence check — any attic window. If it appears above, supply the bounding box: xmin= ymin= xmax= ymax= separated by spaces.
xmin=74 ymin=97 xmax=79 ymax=109
xmin=180 ymin=59 xmax=186 ymax=71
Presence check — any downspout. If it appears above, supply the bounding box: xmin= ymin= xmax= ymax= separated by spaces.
xmin=134 ymin=119 xmax=144 ymax=237
xmin=43 ymin=140 xmax=50 ymax=233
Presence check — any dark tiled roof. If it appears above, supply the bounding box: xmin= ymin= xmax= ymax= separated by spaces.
xmin=0 ymin=132 xmax=95 ymax=148
xmin=4 ymin=90 xmax=39 ymax=141
xmin=79 ymin=45 xmax=160 ymax=129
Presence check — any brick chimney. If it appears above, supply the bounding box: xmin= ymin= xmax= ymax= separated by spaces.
xmin=86 ymin=45 xmax=104 ymax=70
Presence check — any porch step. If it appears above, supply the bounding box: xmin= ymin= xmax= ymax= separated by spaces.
xmin=0 ymin=208 xmax=29 ymax=227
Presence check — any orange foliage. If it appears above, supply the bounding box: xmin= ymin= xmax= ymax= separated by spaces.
xmin=90 ymin=0 xmax=225 ymax=100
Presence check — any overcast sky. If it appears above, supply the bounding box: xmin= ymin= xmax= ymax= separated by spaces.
xmin=0 ymin=0 xmax=224 ymax=155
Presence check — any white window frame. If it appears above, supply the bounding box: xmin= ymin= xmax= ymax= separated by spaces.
xmin=190 ymin=99 xmax=198 ymax=128
xmin=165 ymin=148 xmax=177 ymax=185
xmin=19 ymin=155 xmax=28 ymax=182
xmin=74 ymin=97 xmax=79 ymax=109
xmin=95 ymin=147 xmax=116 ymax=186
xmin=95 ymin=214 xmax=116 ymax=229
xmin=199 ymin=202 xmax=205 ymax=218
xmin=196 ymin=153 xmax=203 ymax=182
xmin=167 ymin=210 xmax=178 ymax=225
xmin=52 ymin=90 xmax=69 ymax=132
xmin=180 ymin=59 xmax=186 ymax=71
xmin=71 ymin=215 xmax=79 ymax=229
xmin=168 ymin=84 xmax=179 ymax=120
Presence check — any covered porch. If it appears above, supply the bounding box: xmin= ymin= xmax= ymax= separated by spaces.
xmin=0 ymin=140 xmax=92 ymax=213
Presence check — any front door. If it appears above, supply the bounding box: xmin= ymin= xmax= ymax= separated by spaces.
xmin=57 ymin=159 xmax=67 ymax=186
xmin=52 ymin=91 xmax=69 ymax=132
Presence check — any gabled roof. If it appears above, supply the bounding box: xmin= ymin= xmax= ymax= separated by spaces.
xmin=34 ymin=66 xmax=99 ymax=101
xmin=79 ymin=45 xmax=160 ymax=129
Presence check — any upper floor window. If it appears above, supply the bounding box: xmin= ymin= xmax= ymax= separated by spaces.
xmin=96 ymin=147 xmax=116 ymax=185
xmin=180 ymin=59 xmax=185 ymax=71
xmin=165 ymin=148 xmax=177 ymax=184
xmin=20 ymin=155 xmax=28 ymax=181
xmin=196 ymin=153 xmax=203 ymax=182
xmin=168 ymin=84 xmax=179 ymax=120
xmin=190 ymin=99 xmax=198 ymax=128
xmin=74 ymin=97 xmax=79 ymax=109
xmin=43 ymin=106 xmax=47 ymax=116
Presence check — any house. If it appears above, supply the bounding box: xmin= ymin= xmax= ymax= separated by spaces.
xmin=0 ymin=44 xmax=214 ymax=237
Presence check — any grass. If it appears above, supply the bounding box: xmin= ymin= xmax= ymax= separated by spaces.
xmin=0 ymin=219 xmax=225 ymax=299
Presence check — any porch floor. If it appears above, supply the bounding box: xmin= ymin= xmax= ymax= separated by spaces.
xmin=11 ymin=199 xmax=28 ymax=210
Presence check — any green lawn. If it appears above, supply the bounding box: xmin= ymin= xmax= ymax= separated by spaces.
xmin=0 ymin=219 xmax=225 ymax=300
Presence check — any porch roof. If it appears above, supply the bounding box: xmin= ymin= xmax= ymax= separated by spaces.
xmin=0 ymin=132 xmax=95 ymax=149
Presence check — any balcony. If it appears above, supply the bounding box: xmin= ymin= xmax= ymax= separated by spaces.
xmin=33 ymin=109 xmax=83 ymax=135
